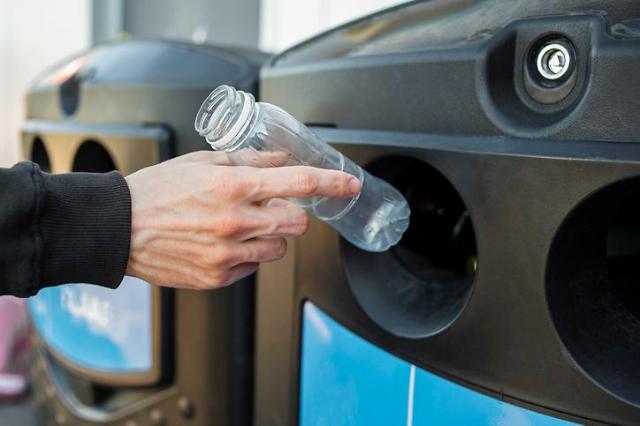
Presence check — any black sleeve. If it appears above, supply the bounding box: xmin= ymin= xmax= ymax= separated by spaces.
xmin=0 ymin=161 xmax=131 ymax=297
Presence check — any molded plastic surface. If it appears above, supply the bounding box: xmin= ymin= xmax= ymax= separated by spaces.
xmin=255 ymin=2 xmax=640 ymax=423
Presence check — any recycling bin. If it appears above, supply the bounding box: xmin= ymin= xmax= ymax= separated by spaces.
xmin=254 ymin=1 xmax=640 ymax=425
xmin=22 ymin=40 xmax=267 ymax=426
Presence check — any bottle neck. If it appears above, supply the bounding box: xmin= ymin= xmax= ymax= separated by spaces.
xmin=194 ymin=85 xmax=259 ymax=151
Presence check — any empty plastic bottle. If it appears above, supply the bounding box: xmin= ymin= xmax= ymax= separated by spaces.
xmin=194 ymin=85 xmax=410 ymax=252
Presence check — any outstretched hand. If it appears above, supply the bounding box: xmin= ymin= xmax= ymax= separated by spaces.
xmin=125 ymin=151 xmax=360 ymax=290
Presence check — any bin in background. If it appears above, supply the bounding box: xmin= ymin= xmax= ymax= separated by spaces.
xmin=23 ymin=40 xmax=267 ymax=426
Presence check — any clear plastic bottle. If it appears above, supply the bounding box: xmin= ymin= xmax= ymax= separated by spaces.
xmin=194 ymin=85 xmax=410 ymax=252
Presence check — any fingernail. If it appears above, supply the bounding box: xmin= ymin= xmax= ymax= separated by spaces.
xmin=348 ymin=178 xmax=361 ymax=195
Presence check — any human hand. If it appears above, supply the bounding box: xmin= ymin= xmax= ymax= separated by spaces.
xmin=124 ymin=151 xmax=361 ymax=290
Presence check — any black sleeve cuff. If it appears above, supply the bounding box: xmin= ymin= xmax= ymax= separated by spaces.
xmin=38 ymin=170 xmax=131 ymax=291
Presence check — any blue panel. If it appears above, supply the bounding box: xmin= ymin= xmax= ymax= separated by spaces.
xmin=412 ymin=368 xmax=576 ymax=426
xmin=300 ymin=303 xmax=411 ymax=426
xmin=300 ymin=302 xmax=579 ymax=426
xmin=28 ymin=276 xmax=152 ymax=373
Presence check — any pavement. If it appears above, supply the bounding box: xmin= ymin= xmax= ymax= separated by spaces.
xmin=0 ymin=395 xmax=37 ymax=425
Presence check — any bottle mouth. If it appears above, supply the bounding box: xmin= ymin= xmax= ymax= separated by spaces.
xmin=194 ymin=85 xmax=256 ymax=151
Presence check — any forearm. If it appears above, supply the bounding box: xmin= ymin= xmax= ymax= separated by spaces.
xmin=1 ymin=152 xmax=359 ymax=296
xmin=0 ymin=162 xmax=131 ymax=297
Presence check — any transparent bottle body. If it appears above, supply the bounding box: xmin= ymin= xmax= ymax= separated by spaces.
xmin=195 ymin=87 xmax=410 ymax=252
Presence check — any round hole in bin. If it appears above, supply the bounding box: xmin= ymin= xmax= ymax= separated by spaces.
xmin=342 ymin=157 xmax=477 ymax=339
xmin=72 ymin=140 xmax=116 ymax=173
xmin=31 ymin=137 xmax=51 ymax=172
xmin=546 ymin=177 xmax=640 ymax=406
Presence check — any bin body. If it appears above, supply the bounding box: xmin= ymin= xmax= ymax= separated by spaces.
xmin=24 ymin=40 xmax=267 ymax=426
xmin=255 ymin=1 xmax=640 ymax=425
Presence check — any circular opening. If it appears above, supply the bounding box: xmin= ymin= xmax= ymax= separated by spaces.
xmin=546 ymin=177 xmax=640 ymax=406
xmin=72 ymin=141 xmax=116 ymax=173
xmin=194 ymin=85 xmax=257 ymax=151
xmin=31 ymin=137 xmax=51 ymax=172
xmin=342 ymin=157 xmax=477 ymax=339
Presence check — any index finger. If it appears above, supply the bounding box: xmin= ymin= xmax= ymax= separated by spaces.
xmin=227 ymin=149 xmax=291 ymax=167
xmin=251 ymin=166 xmax=361 ymax=200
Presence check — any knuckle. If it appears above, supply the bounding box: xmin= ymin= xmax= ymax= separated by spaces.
xmin=215 ymin=214 xmax=244 ymax=238
xmin=264 ymin=220 xmax=279 ymax=236
xmin=212 ymin=171 xmax=246 ymax=200
xmin=296 ymin=171 xmax=319 ymax=196
xmin=218 ymin=251 xmax=235 ymax=266
xmin=204 ymin=247 xmax=234 ymax=267
xmin=246 ymin=171 xmax=264 ymax=199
